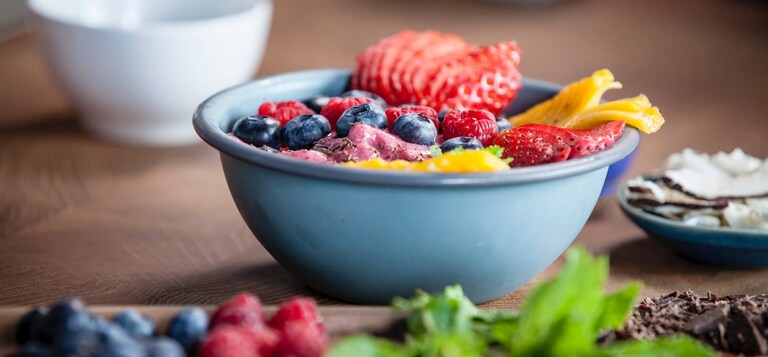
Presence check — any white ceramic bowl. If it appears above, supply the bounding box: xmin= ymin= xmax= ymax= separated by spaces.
xmin=28 ymin=0 xmax=273 ymax=146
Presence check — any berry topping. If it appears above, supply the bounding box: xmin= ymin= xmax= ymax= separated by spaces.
xmin=441 ymin=109 xmax=499 ymax=147
xmin=232 ymin=115 xmax=282 ymax=149
xmin=167 ymin=307 xmax=209 ymax=355
xmin=303 ymin=96 xmax=331 ymax=113
xmin=320 ymin=97 xmax=375 ymax=129
xmin=257 ymin=100 xmax=315 ymax=126
xmin=341 ymin=89 xmax=387 ymax=107
xmin=112 ymin=309 xmax=155 ymax=339
xmin=496 ymin=117 xmax=513 ymax=132
xmin=384 ymin=105 xmax=439 ymax=131
xmin=494 ymin=121 xmax=625 ymax=167
xmin=439 ymin=137 xmax=484 ymax=153
xmin=210 ymin=293 xmax=265 ymax=330
xmin=392 ymin=113 xmax=437 ymax=146
xmin=335 ymin=102 xmax=388 ymax=137
xmin=283 ymin=114 xmax=332 ymax=150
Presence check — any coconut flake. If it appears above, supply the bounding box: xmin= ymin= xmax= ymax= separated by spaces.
xmin=663 ymin=168 xmax=768 ymax=200
xmin=711 ymin=148 xmax=762 ymax=176
xmin=723 ymin=203 xmax=768 ymax=231
xmin=681 ymin=212 xmax=722 ymax=228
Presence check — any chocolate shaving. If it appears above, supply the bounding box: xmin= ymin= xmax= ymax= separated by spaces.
xmin=606 ymin=290 xmax=768 ymax=355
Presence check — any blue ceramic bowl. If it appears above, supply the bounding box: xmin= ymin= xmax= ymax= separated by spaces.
xmin=618 ymin=188 xmax=768 ymax=267
xmin=193 ymin=69 xmax=640 ymax=304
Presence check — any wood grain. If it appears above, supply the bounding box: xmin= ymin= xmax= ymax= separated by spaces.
xmin=1 ymin=0 xmax=767 ymax=310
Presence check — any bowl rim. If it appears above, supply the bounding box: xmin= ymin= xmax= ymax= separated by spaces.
xmin=193 ymin=68 xmax=640 ymax=187
xmin=27 ymin=0 xmax=271 ymax=33
xmin=617 ymin=186 xmax=768 ymax=242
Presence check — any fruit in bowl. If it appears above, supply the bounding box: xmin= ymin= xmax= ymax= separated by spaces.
xmin=192 ymin=31 xmax=662 ymax=304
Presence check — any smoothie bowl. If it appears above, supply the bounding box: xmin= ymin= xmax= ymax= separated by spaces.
xmin=194 ymin=69 xmax=641 ymax=304
xmin=193 ymin=30 xmax=660 ymax=304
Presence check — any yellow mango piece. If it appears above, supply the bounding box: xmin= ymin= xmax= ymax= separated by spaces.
xmin=571 ymin=95 xmax=665 ymax=134
xmin=509 ymin=69 xmax=665 ymax=134
xmin=343 ymin=150 xmax=511 ymax=173
xmin=510 ymin=69 xmax=622 ymax=128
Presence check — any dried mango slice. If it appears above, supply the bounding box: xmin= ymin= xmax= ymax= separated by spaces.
xmin=344 ymin=150 xmax=510 ymax=173
xmin=509 ymin=69 xmax=665 ymax=133
xmin=571 ymin=95 xmax=664 ymax=134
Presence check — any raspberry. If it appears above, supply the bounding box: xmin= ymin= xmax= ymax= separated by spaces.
xmin=210 ymin=293 xmax=265 ymax=330
xmin=268 ymin=298 xmax=327 ymax=357
xmin=319 ymin=97 xmax=374 ymax=129
xmin=198 ymin=326 xmax=278 ymax=357
xmin=441 ymin=109 xmax=499 ymax=147
xmin=275 ymin=320 xmax=328 ymax=357
xmin=494 ymin=121 xmax=626 ymax=167
xmin=268 ymin=298 xmax=323 ymax=332
xmin=384 ymin=105 xmax=439 ymax=131
xmin=257 ymin=101 xmax=315 ymax=126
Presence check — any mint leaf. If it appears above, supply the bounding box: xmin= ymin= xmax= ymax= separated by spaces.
xmin=482 ymin=145 xmax=504 ymax=158
xmin=449 ymin=146 xmax=465 ymax=154
xmin=429 ymin=146 xmax=442 ymax=158
xmin=599 ymin=335 xmax=718 ymax=357
xmin=393 ymin=286 xmax=479 ymax=337
xmin=508 ymin=247 xmax=616 ymax=356
xmin=597 ymin=283 xmax=641 ymax=331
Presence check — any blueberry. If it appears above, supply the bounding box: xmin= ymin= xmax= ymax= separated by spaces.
xmin=496 ymin=117 xmax=512 ymax=132
xmin=145 ymin=337 xmax=186 ymax=357
xmin=8 ymin=343 xmax=53 ymax=357
xmin=16 ymin=306 xmax=48 ymax=345
xmin=232 ymin=115 xmax=282 ymax=149
xmin=53 ymin=327 xmax=101 ymax=357
xmin=336 ymin=102 xmax=387 ymax=137
xmin=283 ymin=114 xmax=332 ymax=150
xmin=341 ymin=90 xmax=387 ymax=107
xmin=440 ymin=137 xmax=484 ymax=152
xmin=166 ymin=307 xmax=208 ymax=355
xmin=96 ymin=324 xmax=146 ymax=357
xmin=35 ymin=298 xmax=89 ymax=345
xmin=112 ymin=309 xmax=155 ymax=339
xmin=437 ymin=110 xmax=450 ymax=133
xmin=392 ymin=113 xmax=437 ymax=146
xmin=303 ymin=96 xmax=330 ymax=113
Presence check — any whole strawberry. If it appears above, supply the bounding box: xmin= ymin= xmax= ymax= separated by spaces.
xmin=441 ymin=109 xmax=499 ymax=147
xmin=494 ymin=121 xmax=626 ymax=167
xmin=257 ymin=101 xmax=315 ymax=126
xmin=320 ymin=97 xmax=375 ymax=129
xmin=210 ymin=293 xmax=265 ymax=331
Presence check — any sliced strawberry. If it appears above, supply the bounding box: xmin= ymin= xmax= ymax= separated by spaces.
xmin=438 ymin=42 xmax=522 ymax=115
xmin=494 ymin=121 xmax=626 ymax=167
xmin=403 ymin=33 xmax=467 ymax=105
xmin=373 ymin=31 xmax=416 ymax=105
xmin=389 ymin=31 xmax=439 ymax=105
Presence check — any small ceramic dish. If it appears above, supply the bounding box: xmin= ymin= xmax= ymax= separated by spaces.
xmin=618 ymin=188 xmax=768 ymax=267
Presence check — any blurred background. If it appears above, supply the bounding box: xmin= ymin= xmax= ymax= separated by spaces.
xmin=1 ymin=0 xmax=767 ymax=305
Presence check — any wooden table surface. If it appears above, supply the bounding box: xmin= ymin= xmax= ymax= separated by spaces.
xmin=1 ymin=0 xmax=767 ymax=309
